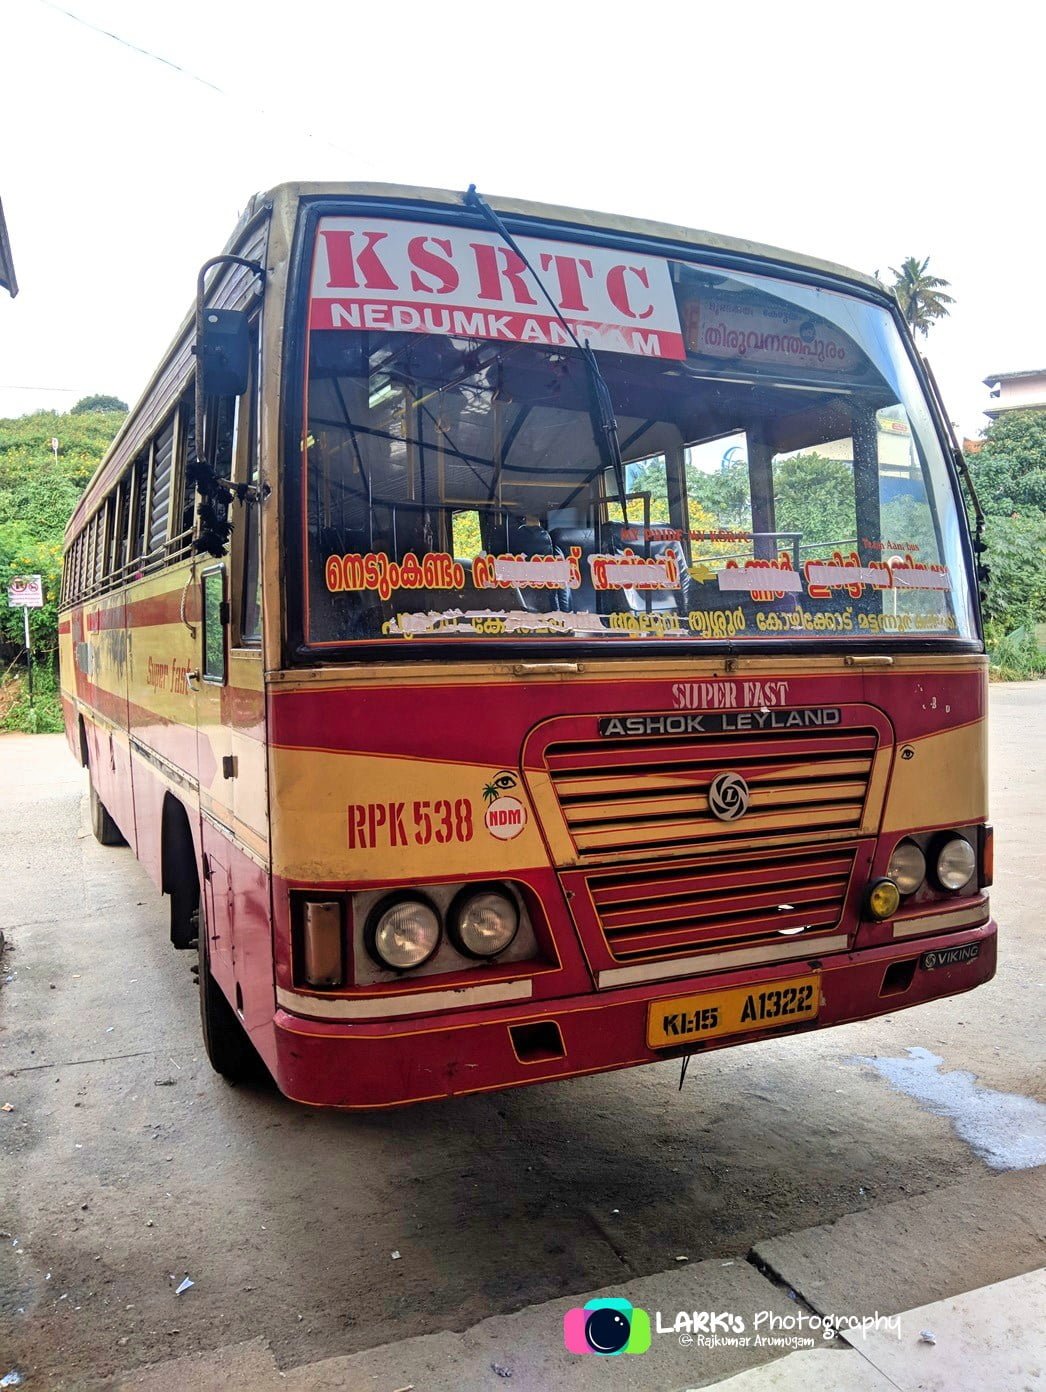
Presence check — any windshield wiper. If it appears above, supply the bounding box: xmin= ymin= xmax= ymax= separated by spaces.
xmin=463 ymin=184 xmax=629 ymax=523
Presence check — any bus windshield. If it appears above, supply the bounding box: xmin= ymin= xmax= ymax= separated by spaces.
xmin=301 ymin=221 xmax=976 ymax=649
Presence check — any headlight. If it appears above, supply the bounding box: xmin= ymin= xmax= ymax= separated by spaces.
xmin=867 ymin=878 xmax=901 ymax=920
xmin=935 ymin=836 xmax=976 ymax=891
xmin=449 ymin=885 xmax=519 ymax=959
xmin=887 ymin=839 xmax=926 ymax=896
xmin=367 ymin=894 xmax=441 ymax=969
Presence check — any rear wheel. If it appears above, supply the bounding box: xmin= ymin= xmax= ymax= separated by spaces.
xmin=198 ymin=899 xmax=258 ymax=1085
xmin=89 ymin=780 xmax=126 ymax=846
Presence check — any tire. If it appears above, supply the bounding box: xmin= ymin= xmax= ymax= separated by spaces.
xmin=89 ymin=780 xmax=126 ymax=846
xmin=198 ymin=903 xmax=258 ymax=1084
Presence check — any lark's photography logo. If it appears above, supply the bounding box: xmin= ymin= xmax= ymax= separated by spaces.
xmin=563 ymin=1298 xmax=651 ymax=1356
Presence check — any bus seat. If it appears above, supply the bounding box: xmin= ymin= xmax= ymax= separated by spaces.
xmin=549 ymin=525 xmax=599 ymax=613
xmin=552 ymin=525 xmax=690 ymax=616
xmin=617 ymin=537 xmax=692 ymax=615
xmin=506 ymin=522 xmax=569 ymax=612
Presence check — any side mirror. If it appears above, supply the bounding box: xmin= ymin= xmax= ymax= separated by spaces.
xmin=197 ymin=308 xmax=251 ymax=398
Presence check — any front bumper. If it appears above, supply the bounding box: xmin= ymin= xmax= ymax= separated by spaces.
xmin=270 ymin=920 xmax=997 ymax=1109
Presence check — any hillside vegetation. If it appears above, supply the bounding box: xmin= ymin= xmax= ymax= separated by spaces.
xmin=1 ymin=403 xmax=126 ymax=728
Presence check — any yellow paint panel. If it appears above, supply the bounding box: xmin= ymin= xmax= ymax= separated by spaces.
xmin=270 ymin=749 xmax=545 ymax=882
xmin=881 ymin=720 xmax=987 ymax=832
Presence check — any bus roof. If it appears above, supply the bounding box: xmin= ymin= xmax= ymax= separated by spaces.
xmin=254 ymin=181 xmax=885 ymax=294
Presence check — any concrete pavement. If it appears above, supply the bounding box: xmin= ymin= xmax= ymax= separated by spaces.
xmin=113 ymin=1167 xmax=1046 ymax=1391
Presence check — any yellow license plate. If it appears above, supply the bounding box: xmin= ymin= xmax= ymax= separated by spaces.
xmin=647 ymin=973 xmax=821 ymax=1048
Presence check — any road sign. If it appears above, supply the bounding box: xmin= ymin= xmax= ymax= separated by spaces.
xmin=7 ymin=574 xmax=44 ymax=608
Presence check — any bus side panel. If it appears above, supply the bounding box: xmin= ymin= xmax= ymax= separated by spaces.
xmin=86 ymin=719 xmax=137 ymax=850
xmin=123 ymin=566 xmax=202 ymax=891
xmin=191 ymin=647 xmax=273 ymax=1034
xmin=58 ymin=618 xmax=78 ymax=763
xmin=65 ymin=595 xmax=139 ymax=850
xmin=221 ymin=656 xmax=275 ymax=1043
xmin=195 ymin=818 xmax=277 ymax=1060
xmin=231 ymin=847 xmax=276 ymax=1039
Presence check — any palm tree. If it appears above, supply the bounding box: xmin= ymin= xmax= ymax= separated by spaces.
xmin=889 ymin=257 xmax=955 ymax=337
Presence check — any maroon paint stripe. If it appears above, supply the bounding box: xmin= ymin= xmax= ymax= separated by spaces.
xmin=80 ymin=590 xmax=201 ymax=630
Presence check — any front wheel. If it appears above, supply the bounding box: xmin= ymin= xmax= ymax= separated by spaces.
xmin=198 ymin=907 xmax=258 ymax=1085
xmin=89 ymin=780 xmax=126 ymax=846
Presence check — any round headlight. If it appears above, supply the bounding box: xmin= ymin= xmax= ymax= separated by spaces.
xmin=935 ymin=836 xmax=976 ymax=891
xmin=367 ymin=895 xmax=441 ymax=970
xmin=867 ymin=878 xmax=901 ymax=921
xmin=449 ymin=885 xmax=519 ymax=959
xmin=887 ymin=839 xmax=926 ymax=896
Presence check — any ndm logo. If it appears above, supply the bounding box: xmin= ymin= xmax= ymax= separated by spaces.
xmin=482 ymin=771 xmax=528 ymax=841
xmin=563 ymin=1298 xmax=651 ymax=1356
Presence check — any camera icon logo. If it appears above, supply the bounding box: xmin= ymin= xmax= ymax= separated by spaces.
xmin=563 ymin=1297 xmax=652 ymax=1355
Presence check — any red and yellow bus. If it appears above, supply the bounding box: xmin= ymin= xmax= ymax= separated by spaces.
xmin=59 ymin=182 xmax=995 ymax=1108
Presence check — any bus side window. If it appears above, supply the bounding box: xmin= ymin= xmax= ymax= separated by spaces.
xmin=686 ymin=433 xmax=752 ymax=540
xmin=85 ymin=513 xmax=98 ymax=596
xmin=70 ymin=534 xmax=82 ymax=602
xmin=129 ymin=450 xmax=150 ymax=565
xmin=771 ymin=435 xmax=858 ymax=564
xmin=238 ymin=325 xmax=262 ymax=644
xmin=201 ymin=567 xmax=227 ymax=684
xmin=110 ymin=475 xmax=130 ymax=580
xmin=175 ymin=390 xmax=197 ymax=552
xmin=148 ymin=416 xmax=176 ymax=557
xmin=95 ymin=499 xmax=111 ymax=589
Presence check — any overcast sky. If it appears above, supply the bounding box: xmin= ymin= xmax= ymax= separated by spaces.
xmin=2 ymin=0 xmax=1040 ymax=436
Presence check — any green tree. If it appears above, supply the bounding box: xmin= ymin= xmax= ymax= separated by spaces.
xmin=621 ymin=456 xmax=671 ymax=523
xmin=772 ymin=452 xmax=857 ymax=548
xmin=889 ymin=256 xmax=955 ymax=337
xmin=71 ymin=393 xmax=129 ymax=414
xmin=966 ymin=409 xmax=1046 ymax=516
xmin=979 ymin=514 xmax=1046 ymax=626
xmin=686 ymin=456 xmax=751 ymax=532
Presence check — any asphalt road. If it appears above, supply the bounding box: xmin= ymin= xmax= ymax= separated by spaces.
xmin=1 ymin=685 xmax=1043 ymax=1390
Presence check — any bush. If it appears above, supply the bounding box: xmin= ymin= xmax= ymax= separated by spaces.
xmin=985 ymin=623 xmax=1046 ymax=682
xmin=0 ymin=657 xmax=64 ymax=733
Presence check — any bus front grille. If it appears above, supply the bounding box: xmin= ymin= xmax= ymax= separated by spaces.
xmin=545 ymin=726 xmax=878 ymax=861
xmin=583 ymin=844 xmax=859 ymax=963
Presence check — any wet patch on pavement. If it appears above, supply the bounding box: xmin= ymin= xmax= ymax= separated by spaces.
xmin=852 ymin=1046 xmax=1046 ymax=1170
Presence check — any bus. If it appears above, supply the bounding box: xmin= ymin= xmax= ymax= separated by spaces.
xmin=59 ymin=182 xmax=995 ymax=1109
